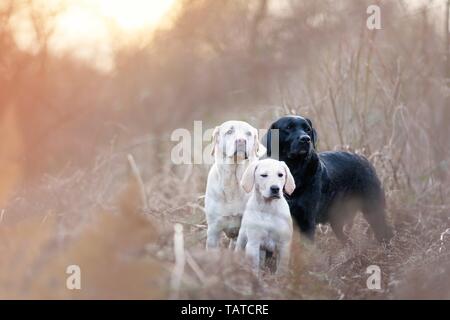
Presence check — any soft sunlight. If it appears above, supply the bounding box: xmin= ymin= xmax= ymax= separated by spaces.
xmin=28 ymin=0 xmax=178 ymax=71
xmin=95 ymin=0 xmax=177 ymax=31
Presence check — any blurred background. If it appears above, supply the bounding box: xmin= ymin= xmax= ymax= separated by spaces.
xmin=0 ymin=0 xmax=449 ymax=299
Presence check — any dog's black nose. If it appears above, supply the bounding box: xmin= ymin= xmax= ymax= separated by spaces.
xmin=299 ymin=135 xmax=311 ymax=143
xmin=270 ymin=185 xmax=280 ymax=194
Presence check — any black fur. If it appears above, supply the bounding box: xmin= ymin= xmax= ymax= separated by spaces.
xmin=263 ymin=115 xmax=393 ymax=243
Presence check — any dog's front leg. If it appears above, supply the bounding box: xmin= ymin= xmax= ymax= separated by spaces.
xmin=275 ymin=242 xmax=291 ymax=276
xmin=259 ymin=249 xmax=266 ymax=270
xmin=235 ymin=230 xmax=247 ymax=251
xmin=228 ymin=238 xmax=236 ymax=250
xmin=291 ymin=204 xmax=316 ymax=242
xmin=245 ymin=240 xmax=261 ymax=275
xmin=206 ymin=224 xmax=221 ymax=249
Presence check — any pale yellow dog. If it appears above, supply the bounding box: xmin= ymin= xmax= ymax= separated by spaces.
xmin=204 ymin=121 xmax=266 ymax=249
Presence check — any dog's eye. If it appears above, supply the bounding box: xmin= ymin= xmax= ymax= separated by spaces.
xmin=305 ymin=127 xmax=311 ymax=133
xmin=260 ymin=174 xmax=268 ymax=178
xmin=226 ymin=129 xmax=233 ymax=135
xmin=246 ymin=131 xmax=252 ymax=136
xmin=278 ymin=173 xmax=284 ymax=177
xmin=286 ymin=124 xmax=293 ymax=130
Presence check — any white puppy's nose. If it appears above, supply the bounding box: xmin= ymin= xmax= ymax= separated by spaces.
xmin=270 ymin=185 xmax=280 ymax=194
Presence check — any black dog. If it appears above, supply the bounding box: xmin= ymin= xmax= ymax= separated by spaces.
xmin=263 ymin=115 xmax=393 ymax=243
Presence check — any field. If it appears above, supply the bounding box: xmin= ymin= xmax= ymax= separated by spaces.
xmin=0 ymin=0 xmax=449 ymax=299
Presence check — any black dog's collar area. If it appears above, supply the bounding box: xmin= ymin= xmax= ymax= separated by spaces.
xmin=287 ymin=150 xmax=308 ymax=160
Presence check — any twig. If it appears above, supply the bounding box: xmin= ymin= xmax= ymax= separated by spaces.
xmin=440 ymin=228 xmax=450 ymax=242
xmin=185 ymin=250 xmax=207 ymax=284
xmin=182 ymin=164 xmax=193 ymax=183
xmin=170 ymin=219 xmax=206 ymax=229
xmin=329 ymin=87 xmax=344 ymax=146
xmin=170 ymin=223 xmax=185 ymax=299
xmin=127 ymin=154 xmax=148 ymax=211
xmin=439 ymin=228 xmax=450 ymax=253
xmin=0 ymin=209 xmax=5 ymax=223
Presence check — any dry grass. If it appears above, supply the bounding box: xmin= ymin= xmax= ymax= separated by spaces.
xmin=0 ymin=175 xmax=167 ymax=299
xmin=0 ymin=114 xmax=448 ymax=299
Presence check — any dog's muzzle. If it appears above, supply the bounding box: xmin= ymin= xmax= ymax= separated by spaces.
xmin=289 ymin=135 xmax=311 ymax=158
xmin=234 ymin=139 xmax=248 ymax=159
xmin=268 ymin=185 xmax=281 ymax=199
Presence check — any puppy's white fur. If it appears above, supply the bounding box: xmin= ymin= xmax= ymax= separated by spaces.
xmin=205 ymin=120 xmax=265 ymax=249
xmin=236 ymin=159 xmax=295 ymax=275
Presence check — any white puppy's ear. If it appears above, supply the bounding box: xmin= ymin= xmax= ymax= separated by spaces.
xmin=210 ymin=126 xmax=219 ymax=156
xmin=256 ymin=141 xmax=267 ymax=158
xmin=254 ymin=131 xmax=267 ymax=158
xmin=241 ymin=161 xmax=258 ymax=193
xmin=282 ymin=162 xmax=296 ymax=195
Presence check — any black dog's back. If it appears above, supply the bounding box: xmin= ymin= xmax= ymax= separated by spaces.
xmin=318 ymin=151 xmax=392 ymax=242
xmin=320 ymin=151 xmax=383 ymax=200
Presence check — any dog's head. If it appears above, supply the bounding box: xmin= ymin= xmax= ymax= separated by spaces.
xmin=211 ymin=120 xmax=265 ymax=162
xmin=263 ymin=116 xmax=317 ymax=161
xmin=241 ymin=159 xmax=296 ymax=200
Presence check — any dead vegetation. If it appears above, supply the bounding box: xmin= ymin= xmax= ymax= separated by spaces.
xmin=0 ymin=120 xmax=448 ymax=299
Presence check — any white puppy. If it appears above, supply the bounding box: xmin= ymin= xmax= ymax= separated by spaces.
xmin=205 ymin=121 xmax=265 ymax=249
xmin=235 ymin=159 xmax=295 ymax=275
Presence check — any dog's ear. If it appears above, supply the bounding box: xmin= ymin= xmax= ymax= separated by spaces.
xmin=241 ymin=161 xmax=258 ymax=193
xmin=210 ymin=126 xmax=219 ymax=156
xmin=305 ymin=118 xmax=318 ymax=149
xmin=262 ymin=123 xmax=275 ymax=157
xmin=312 ymin=128 xmax=318 ymax=149
xmin=254 ymin=130 xmax=267 ymax=158
xmin=281 ymin=161 xmax=296 ymax=195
